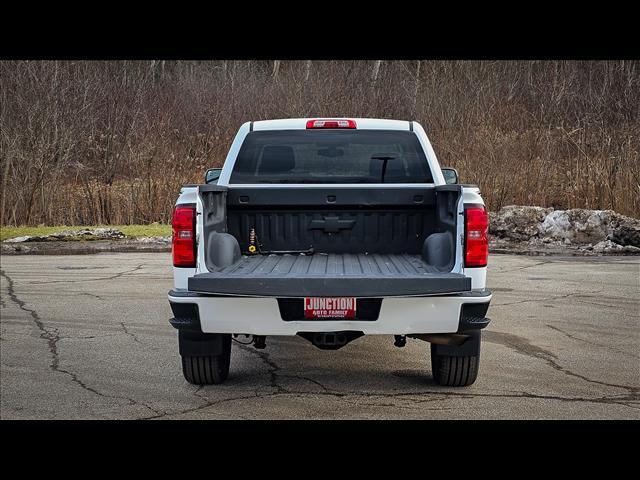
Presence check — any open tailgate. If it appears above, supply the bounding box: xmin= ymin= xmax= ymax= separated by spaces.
xmin=188 ymin=253 xmax=470 ymax=297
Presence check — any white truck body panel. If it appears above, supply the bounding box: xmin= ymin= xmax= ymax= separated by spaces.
xmin=171 ymin=118 xmax=489 ymax=335
xmin=168 ymin=292 xmax=491 ymax=335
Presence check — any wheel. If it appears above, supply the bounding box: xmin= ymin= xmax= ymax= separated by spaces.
xmin=181 ymin=334 xmax=231 ymax=385
xmin=430 ymin=348 xmax=480 ymax=387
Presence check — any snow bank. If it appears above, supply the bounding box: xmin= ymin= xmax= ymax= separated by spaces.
xmin=490 ymin=206 xmax=640 ymax=254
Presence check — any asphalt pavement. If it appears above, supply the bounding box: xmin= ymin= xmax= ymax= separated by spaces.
xmin=1 ymin=252 xmax=638 ymax=419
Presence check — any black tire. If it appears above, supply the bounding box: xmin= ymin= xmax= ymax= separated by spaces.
xmin=181 ymin=334 xmax=231 ymax=385
xmin=430 ymin=348 xmax=480 ymax=387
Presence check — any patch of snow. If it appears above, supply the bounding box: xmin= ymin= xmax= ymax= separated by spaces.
xmin=539 ymin=209 xmax=611 ymax=244
xmin=135 ymin=236 xmax=171 ymax=244
xmin=490 ymin=205 xmax=640 ymax=255
xmin=3 ymin=228 xmax=126 ymax=243
xmin=489 ymin=205 xmax=551 ymax=241
xmin=4 ymin=236 xmax=32 ymax=243
xmin=592 ymin=240 xmax=640 ymax=254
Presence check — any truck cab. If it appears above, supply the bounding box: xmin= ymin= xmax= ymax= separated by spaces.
xmin=168 ymin=118 xmax=491 ymax=386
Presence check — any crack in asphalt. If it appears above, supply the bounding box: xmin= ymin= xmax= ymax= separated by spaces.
xmin=141 ymin=337 xmax=639 ymax=419
xmin=235 ymin=343 xmax=288 ymax=394
xmin=56 ymin=266 xmax=109 ymax=270
xmin=546 ymin=324 xmax=640 ymax=360
xmin=27 ymin=264 xmax=144 ymax=285
xmin=144 ymin=386 xmax=639 ymax=420
xmin=3 ymin=257 xmax=638 ymax=419
xmin=483 ymin=330 xmax=639 ymax=398
xmin=142 ymin=386 xmax=269 ymax=420
xmin=80 ymin=292 xmax=104 ymax=300
xmin=120 ymin=322 xmax=143 ymax=345
xmin=492 ymin=288 xmax=604 ymax=307
xmin=142 ymin=343 xmax=340 ymax=420
xmin=484 ymin=331 xmax=559 ymax=360
xmin=280 ymin=374 xmax=331 ymax=392
xmin=0 ymin=268 xmax=162 ymax=417
xmin=572 ymin=297 xmax=639 ymax=311
xmin=141 ymin=342 xmax=290 ymax=420
xmin=493 ymin=260 xmax=551 ymax=274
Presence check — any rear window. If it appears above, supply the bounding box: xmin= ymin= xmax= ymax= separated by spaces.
xmin=229 ymin=129 xmax=433 ymax=184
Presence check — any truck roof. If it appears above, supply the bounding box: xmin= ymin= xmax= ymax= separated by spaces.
xmin=251 ymin=118 xmax=412 ymax=131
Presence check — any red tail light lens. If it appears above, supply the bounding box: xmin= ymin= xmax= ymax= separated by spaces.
xmin=172 ymin=205 xmax=196 ymax=267
xmin=465 ymin=206 xmax=489 ymax=267
xmin=306 ymin=119 xmax=356 ymax=129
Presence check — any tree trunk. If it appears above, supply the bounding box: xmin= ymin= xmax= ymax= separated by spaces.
xmin=272 ymin=60 xmax=281 ymax=79
xmin=305 ymin=60 xmax=312 ymax=81
xmin=371 ymin=60 xmax=382 ymax=83
xmin=411 ymin=60 xmax=421 ymax=117
xmin=0 ymin=155 xmax=11 ymax=225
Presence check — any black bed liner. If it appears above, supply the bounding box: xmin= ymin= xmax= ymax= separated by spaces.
xmin=188 ymin=253 xmax=470 ymax=297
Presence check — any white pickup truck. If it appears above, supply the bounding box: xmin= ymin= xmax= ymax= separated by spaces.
xmin=168 ymin=118 xmax=491 ymax=387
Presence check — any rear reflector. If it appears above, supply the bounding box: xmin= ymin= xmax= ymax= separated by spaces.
xmin=306 ymin=119 xmax=356 ymax=129
xmin=172 ymin=205 xmax=196 ymax=267
xmin=464 ymin=205 xmax=489 ymax=268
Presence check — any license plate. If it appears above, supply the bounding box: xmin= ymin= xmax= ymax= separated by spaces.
xmin=304 ymin=297 xmax=356 ymax=319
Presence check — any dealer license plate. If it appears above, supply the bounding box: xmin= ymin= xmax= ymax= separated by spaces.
xmin=304 ymin=297 xmax=356 ymax=319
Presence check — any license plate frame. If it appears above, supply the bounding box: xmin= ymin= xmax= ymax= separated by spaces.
xmin=304 ymin=297 xmax=357 ymax=319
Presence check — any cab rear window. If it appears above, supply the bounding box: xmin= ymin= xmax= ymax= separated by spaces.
xmin=229 ymin=129 xmax=433 ymax=184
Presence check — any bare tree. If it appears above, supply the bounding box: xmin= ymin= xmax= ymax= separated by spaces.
xmin=272 ymin=60 xmax=281 ymax=79
xmin=411 ymin=60 xmax=421 ymax=117
xmin=371 ymin=60 xmax=382 ymax=83
xmin=1 ymin=60 xmax=638 ymax=226
xmin=305 ymin=60 xmax=312 ymax=81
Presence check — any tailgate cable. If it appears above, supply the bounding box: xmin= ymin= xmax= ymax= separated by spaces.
xmin=247 ymin=227 xmax=314 ymax=255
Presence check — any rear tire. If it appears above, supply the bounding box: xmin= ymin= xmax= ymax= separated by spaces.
xmin=430 ymin=348 xmax=480 ymax=387
xmin=181 ymin=334 xmax=231 ymax=385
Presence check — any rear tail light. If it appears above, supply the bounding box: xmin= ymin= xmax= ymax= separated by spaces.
xmin=464 ymin=205 xmax=489 ymax=267
xmin=306 ymin=119 xmax=356 ymax=129
xmin=172 ymin=205 xmax=196 ymax=267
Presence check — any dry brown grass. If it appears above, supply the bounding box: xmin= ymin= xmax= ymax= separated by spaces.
xmin=1 ymin=60 xmax=638 ymax=226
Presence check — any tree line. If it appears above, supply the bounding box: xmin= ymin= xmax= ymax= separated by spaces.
xmin=1 ymin=60 xmax=638 ymax=226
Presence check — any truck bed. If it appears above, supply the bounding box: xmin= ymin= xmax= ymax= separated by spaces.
xmin=188 ymin=253 xmax=471 ymax=297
